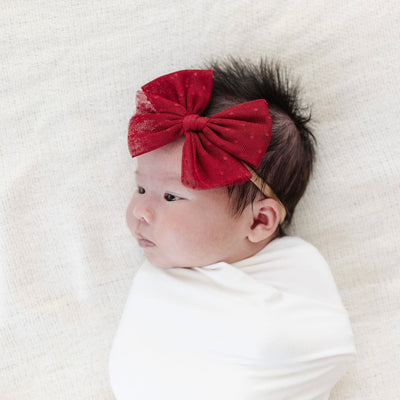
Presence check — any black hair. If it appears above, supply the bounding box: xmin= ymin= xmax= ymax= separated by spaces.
xmin=202 ymin=57 xmax=315 ymax=236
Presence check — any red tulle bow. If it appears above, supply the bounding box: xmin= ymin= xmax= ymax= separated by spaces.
xmin=128 ymin=69 xmax=272 ymax=189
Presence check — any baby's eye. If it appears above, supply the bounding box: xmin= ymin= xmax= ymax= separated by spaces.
xmin=164 ymin=193 xmax=181 ymax=202
xmin=137 ymin=186 xmax=145 ymax=194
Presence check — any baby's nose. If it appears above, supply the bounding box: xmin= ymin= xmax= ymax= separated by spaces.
xmin=132 ymin=201 xmax=154 ymax=223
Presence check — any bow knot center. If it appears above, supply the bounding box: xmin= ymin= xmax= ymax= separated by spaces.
xmin=183 ymin=114 xmax=209 ymax=132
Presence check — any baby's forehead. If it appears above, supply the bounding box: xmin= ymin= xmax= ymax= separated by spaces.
xmin=135 ymin=138 xmax=184 ymax=180
xmin=135 ymin=167 xmax=181 ymax=184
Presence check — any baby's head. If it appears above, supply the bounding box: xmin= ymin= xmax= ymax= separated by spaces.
xmin=204 ymin=59 xmax=315 ymax=234
xmin=126 ymin=58 xmax=315 ymax=268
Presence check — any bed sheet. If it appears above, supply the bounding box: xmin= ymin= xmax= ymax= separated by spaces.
xmin=1 ymin=1 xmax=399 ymax=399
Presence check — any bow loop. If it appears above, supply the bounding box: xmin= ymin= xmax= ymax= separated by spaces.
xmin=128 ymin=69 xmax=272 ymax=190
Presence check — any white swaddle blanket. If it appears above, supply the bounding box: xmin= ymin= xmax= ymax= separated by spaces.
xmin=109 ymin=236 xmax=355 ymax=399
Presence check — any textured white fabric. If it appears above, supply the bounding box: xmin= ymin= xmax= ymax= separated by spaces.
xmin=1 ymin=1 xmax=399 ymax=399
xmin=109 ymin=237 xmax=355 ymax=400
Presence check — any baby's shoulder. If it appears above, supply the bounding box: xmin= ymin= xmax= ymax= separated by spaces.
xmin=271 ymin=235 xmax=329 ymax=268
xmin=248 ymin=236 xmax=344 ymax=306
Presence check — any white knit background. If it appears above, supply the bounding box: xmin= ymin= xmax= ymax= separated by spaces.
xmin=1 ymin=1 xmax=399 ymax=399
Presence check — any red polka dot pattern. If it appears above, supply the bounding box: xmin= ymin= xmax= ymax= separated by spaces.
xmin=128 ymin=69 xmax=272 ymax=190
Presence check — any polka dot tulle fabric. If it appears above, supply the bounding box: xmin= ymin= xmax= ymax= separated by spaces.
xmin=128 ymin=69 xmax=272 ymax=189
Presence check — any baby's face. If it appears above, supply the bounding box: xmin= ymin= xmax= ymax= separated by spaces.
xmin=126 ymin=138 xmax=255 ymax=268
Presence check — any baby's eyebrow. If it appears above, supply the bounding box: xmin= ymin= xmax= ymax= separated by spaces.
xmin=134 ymin=170 xmax=142 ymax=182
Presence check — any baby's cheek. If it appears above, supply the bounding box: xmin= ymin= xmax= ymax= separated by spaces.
xmin=125 ymin=199 xmax=137 ymax=235
xmin=180 ymin=219 xmax=224 ymax=252
xmin=163 ymin=219 xmax=204 ymax=251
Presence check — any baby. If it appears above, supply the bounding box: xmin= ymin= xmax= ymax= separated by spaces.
xmin=109 ymin=59 xmax=356 ymax=399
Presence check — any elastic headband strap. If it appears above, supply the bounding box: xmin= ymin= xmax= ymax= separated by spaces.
xmin=242 ymin=163 xmax=287 ymax=224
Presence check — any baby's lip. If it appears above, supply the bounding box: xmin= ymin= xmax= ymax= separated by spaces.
xmin=136 ymin=233 xmax=155 ymax=248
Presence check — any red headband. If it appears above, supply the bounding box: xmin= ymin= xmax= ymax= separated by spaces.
xmin=128 ymin=69 xmax=272 ymax=190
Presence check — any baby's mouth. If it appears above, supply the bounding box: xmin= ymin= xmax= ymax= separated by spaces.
xmin=136 ymin=234 xmax=155 ymax=248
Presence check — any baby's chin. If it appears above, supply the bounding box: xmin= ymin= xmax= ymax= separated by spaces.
xmin=143 ymin=251 xmax=210 ymax=269
xmin=143 ymin=251 xmax=176 ymax=269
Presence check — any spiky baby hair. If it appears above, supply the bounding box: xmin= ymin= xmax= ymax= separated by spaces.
xmin=203 ymin=58 xmax=315 ymax=235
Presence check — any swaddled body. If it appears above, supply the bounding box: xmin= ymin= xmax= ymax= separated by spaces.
xmin=109 ymin=236 xmax=355 ymax=399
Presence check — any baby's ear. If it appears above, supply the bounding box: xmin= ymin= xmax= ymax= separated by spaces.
xmin=247 ymin=198 xmax=282 ymax=243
